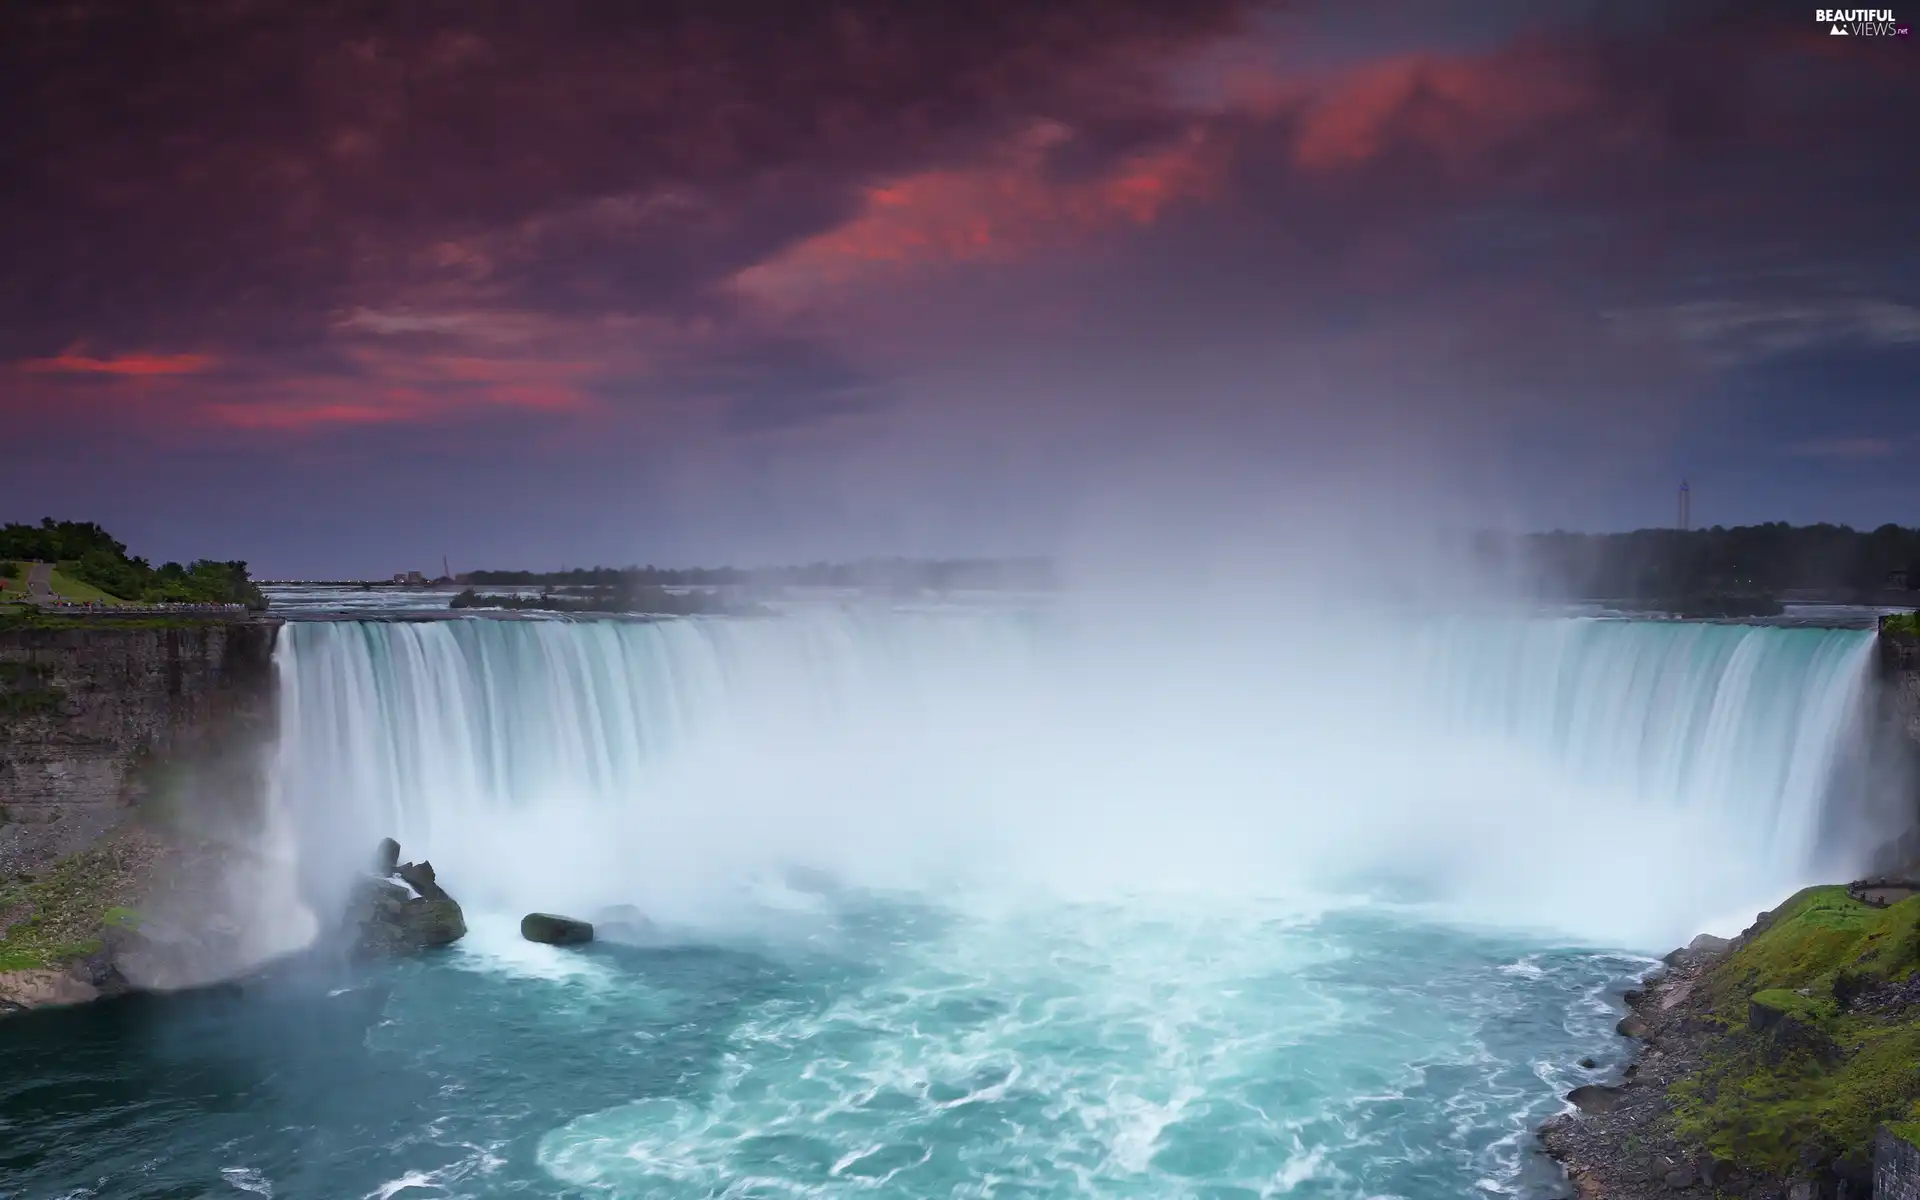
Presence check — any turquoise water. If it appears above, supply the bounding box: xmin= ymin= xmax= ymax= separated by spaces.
xmin=0 ymin=611 xmax=1884 ymax=1198
xmin=2 ymin=895 xmax=1649 ymax=1198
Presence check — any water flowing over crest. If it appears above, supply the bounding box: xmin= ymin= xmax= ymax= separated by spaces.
xmin=269 ymin=610 xmax=1880 ymax=949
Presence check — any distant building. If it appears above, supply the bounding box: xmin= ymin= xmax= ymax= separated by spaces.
xmin=393 ymin=570 xmax=428 ymax=585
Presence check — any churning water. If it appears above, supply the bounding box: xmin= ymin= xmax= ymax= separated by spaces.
xmin=0 ymin=608 xmax=1885 ymax=1198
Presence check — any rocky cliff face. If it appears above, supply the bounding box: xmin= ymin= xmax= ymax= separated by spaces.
xmin=1 ymin=620 xmax=300 ymax=1011
xmin=0 ymin=621 xmax=279 ymax=874
xmin=1882 ymin=627 xmax=1920 ymax=749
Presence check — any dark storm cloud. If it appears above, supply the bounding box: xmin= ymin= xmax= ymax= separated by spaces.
xmin=4 ymin=0 xmax=1917 ymax=571
xmin=1031 ymin=0 xmax=1920 ymax=417
xmin=585 ymin=332 xmax=882 ymax=434
xmin=0 ymin=0 xmax=1249 ymax=361
xmin=1223 ymin=4 xmax=1917 ymax=293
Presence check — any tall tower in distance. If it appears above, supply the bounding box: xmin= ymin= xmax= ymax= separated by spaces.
xmin=1678 ymin=480 xmax=1692 ymax=532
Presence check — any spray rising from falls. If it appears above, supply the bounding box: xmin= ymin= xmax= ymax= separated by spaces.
xmin=268 ymin=611 xmax=1881 ymax=948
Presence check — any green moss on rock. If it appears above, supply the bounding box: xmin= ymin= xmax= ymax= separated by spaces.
xmin=1670 ymin=887 xmax=1920 ymax=1173
xmin=0 ymin=839 xmax=149 ymax=972
xmin=1706 ymin=887 xmax=1920 ymax=1015
xmin=1751 ymin=987 xmax=1834 ymax=1024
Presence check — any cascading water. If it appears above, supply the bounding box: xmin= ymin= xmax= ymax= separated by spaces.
xmin=104 ymin=607 xmax=1866 ymax=1199
xmin=269 ymin=611 xmax=1879 ymax=944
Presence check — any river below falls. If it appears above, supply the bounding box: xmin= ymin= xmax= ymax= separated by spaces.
xmin=1 ymin=892 xmax=1654 ymax=1199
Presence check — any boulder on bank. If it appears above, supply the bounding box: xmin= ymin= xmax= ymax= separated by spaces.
xmin=1567 ymin=1084 xmax=1625 ymax=1114
xmin=522 ymin=912 xmax=593 ymax=946
xmin=1663 ymin=932 xmax=1734 ymax=968
xmin=1687 ymin=933 xmax=1733 ymax=956
xmin=347 ymin=839 xmax=466 ymax=955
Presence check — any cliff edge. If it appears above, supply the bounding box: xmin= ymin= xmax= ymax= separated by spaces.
xmin=1544 ymin=617 xmax=1920 ymax=1198
xmin=1881 ymin=622 xmax=1920 ymax=749
xmin=0 ymin=618 xmax=293 ymax=1012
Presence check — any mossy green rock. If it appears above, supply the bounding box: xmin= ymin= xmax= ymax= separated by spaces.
xmin=1671 ymin=886 xmax=1920 ymax=1173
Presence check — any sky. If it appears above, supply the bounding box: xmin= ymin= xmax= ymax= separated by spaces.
xmin=1 ymin=0 xmax=1916 ymax=577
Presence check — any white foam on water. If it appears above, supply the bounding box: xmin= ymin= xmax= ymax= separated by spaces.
xmin=219 ymin=1166 xmax=273 ymax=1196
xmin=446 ymin=912 xmax=618 ymax=985
xmin=363 ymin=1170 xmax=442 ymax=1199
xmin=262 ymin=606 xmax=1890 ymax=1196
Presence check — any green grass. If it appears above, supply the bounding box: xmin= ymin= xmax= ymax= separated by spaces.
xmin=0 ymin=561 xmax=24 ymax=613
xmin=1670 ymin=887 xmax=1920 ymax=1171
xmin=47 ymin=563 xmax=125 ymax=604
xmin=1752 ymin=987 xmax=1835 ymax=1023
xmin=0 ymin=559 xmax=135 ymax=605
xmin=1702 ymin=886 xmax=1920 ymax=1014
xmin=1886 ymin=612 xmax=1920 ymax=637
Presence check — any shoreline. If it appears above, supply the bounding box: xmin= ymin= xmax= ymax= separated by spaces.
xmin=1538 ymin=938 xmax=1767 ymax=1198
xmin=1537 ymin=886 xmax=1920 ymax=1200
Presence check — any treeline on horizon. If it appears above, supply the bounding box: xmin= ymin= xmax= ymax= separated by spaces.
xmin=464 ymin=526 xmax=1920 ymax=603
xmin=0 ymin=519 xmax=267 ymax=609
xmin=464 ymin=556 xmax=1058 ymax=592
xmin=1475 ymin=522 xmax=1920 ymax=601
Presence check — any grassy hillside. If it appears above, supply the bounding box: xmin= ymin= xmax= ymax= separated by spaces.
xmin=47 ymin=564 xmax=125 ymax=604
xmin=0 ymin=520 xmax=265 ymax=609
xmin=1671 ymin=886 xmax=1920 ymax=1170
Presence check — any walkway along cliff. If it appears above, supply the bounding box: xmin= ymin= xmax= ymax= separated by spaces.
xmin=0 ymin=616 xmax=290 ymax=1011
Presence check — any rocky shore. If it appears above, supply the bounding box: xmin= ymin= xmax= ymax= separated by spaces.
xmin=1540 ymin=886 xmax=1920 ymax=1200
xmin=1541 ymin=938 xmax=1780 ymax=1198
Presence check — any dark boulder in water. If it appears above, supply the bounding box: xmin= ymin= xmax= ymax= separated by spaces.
xmin=375 ymin=837 xmax=401 ymax=876
xmin=522 ymin=912 xmax=594 ymax=945
xmin=348 ymin=839 xmax=466 ymax=955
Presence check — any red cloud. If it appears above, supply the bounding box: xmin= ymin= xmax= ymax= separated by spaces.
xmin=189 ymin=349 xmax=598 ymax=432
xmin=4 ymin=336 xmax=600 ymax=438
xmin=1290 ymin=50 xmax=1598 ymax=174
xmin=20 ymin=350 xmax=217 ymax=376
xmin=735 ymin=121 xmax=1228 ymax=303
xmin=200 ymin=400 xmax=428 ymax=431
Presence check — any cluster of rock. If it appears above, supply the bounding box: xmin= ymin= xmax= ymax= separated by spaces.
xmin=11 ymin=833 xmax=647 ymax=1016
xmin=1540 ymin=909 xmax=1920 ymax=1199
xmin=1543 ymin=933 xmax=1781 ymax=1197
xmin=346 ymin=837 xmax=467 ymax=955
xmin=344 ymin=838 xmax=652 ymax=957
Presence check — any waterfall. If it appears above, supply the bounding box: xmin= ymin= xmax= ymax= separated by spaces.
xmin=268 ymin=611 xmax=1882 ymax=948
